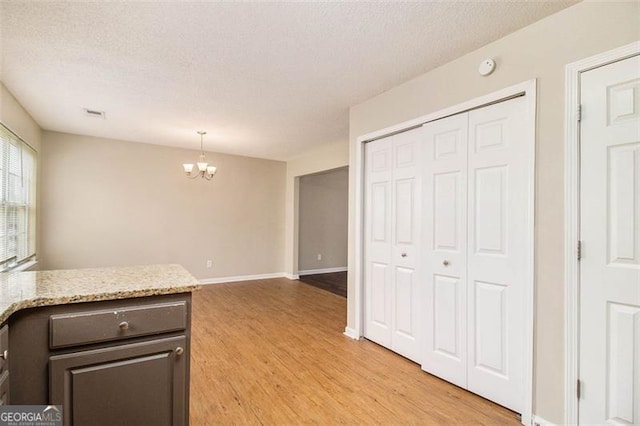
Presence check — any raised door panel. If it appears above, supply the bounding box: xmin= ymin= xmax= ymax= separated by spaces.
xmin=422 ymin=114 xmax=468 ymax=387
xmin=606 ymin=303 xmax=640 ymax=424
xmin=391 ymin=265 xmax=420 ymax=362
xmin=608 ymin=143 xmax=640 ymax=266
xmin=467 ymin=97 xmax=527 ymax=412
xmin=370 ymin=262 xmax=390 ymax=328
xmin=371 ymin=183 xmax=389 ymax=244
xmin=434 ymin=172 xmax=461 ymax=251
xmin=50 ymin=336 xmax=187 ymax=426
xmin=474 ymin=166 xmax=507 ymax=257
xmin=433 ymin=275 xmax=461 ymax=360
xmin=394 ymin=267 xmax=416 ymax=338
xmin=473 ymin=281 xmax=507 ymax=378
xmin=394 ymin=178 xmax=415 ymax=245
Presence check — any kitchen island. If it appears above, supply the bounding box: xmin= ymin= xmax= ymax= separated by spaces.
xmin=0 ymin=264 xmax=199 ymax=426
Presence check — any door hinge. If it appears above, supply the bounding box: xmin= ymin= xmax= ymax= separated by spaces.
xmin=577 ymin=240 xmax=582 ymax=261
xmin=577 ymin=379 xmax=581 ymax=399
xmin=577 ymin=104 xmax=582 ymax=122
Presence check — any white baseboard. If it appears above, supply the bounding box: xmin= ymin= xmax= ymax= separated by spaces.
xmin=343 ymin=327 xmax=359 ymax=340
xmin=283 ymin=273 xmax=299 ymax=280
xmin=298 ymin=266 xmax=348 ymax=276
xmin=199 ymin=272 xmax=285 ymax=285
xmin=531 ymin=415 xmax=556 ymax=426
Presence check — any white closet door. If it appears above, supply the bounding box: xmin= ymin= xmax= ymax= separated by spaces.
xmin=467 ymin=97 xmax=528 ymax=412
xmin=390 ymin=129 xmax=422 ymax=363
xmin=422 ymin=113 xmax=469 ymax=387
xmin=364 ymin=136 xmax=393 ymax=348
xmin=364 ymin=128 xmax=423 ymax=364
xmin=579 ymin=55 xmax=640 ymax=425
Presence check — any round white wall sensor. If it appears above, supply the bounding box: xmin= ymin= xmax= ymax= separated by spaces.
xmin=478 ymin=58 xmax=496 ymax=76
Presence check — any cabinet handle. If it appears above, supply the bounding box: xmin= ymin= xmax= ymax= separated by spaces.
xmin=0 ymin=350 xmax=6 ymax=360
xmin=175 ymin=347 xmax=184 ymax=356
xmin=443 ymin=260 xmax=450 ymax=266
xmin=119 ymin=321 xmax=129 ymax=330
xmin=401 ymin=253 xmax=407 ymax=258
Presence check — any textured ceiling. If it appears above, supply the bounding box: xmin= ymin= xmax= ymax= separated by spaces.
xmin=0 ymin=1 xmax=575 ymax=160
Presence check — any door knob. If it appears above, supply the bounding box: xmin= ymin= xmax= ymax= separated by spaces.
xmin=175 ymin=347 xmax=184 ymax=356
xmin=0 ymin=350 xmax=7 ymax=360
xmin=119 ymin=321 xmax=129 ymax=330
xmin=443 ymin=260 xmax=450 ymax=266
xmin=401 ymin=253 xmax=407 ymax=258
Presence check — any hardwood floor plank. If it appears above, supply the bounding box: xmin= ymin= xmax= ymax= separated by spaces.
xmin=190 ymin=278 xmax=520 ymax=425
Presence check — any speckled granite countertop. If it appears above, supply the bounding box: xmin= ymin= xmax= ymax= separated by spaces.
xmin=0 ymin=264 xmax=200 ymax=324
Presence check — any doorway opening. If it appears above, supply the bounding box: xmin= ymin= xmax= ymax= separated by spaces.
xmin=297 ymin=166 xmax=348 ymax=297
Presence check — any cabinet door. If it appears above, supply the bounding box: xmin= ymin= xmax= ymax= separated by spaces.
xmin=0 ymin=372 xmax=9 ymax=405
xmin=50 ymin=335 xmax=187 ymax=426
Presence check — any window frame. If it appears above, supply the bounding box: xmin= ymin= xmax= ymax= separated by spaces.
xmin=0 ymin=122 xmax=37 ymax=272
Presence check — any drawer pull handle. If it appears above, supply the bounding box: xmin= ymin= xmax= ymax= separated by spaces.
xmin=0 ymin=350 xmax=6 ymax=360
xmin=119 ymin=321 xmax=130 ymax=331
xmin=401 ymin=253 xmax=407 ymax=258
xmin=175 ymin=347 xmax=184 ymax=356
xmin=443 ymin=260 xmax=450 ymax=266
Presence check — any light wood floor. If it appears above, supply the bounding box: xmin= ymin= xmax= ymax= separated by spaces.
xmin=190 ymin=278 xmax=520 ymax=425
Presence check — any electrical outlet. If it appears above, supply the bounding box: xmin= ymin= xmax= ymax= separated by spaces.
xmin=206 ymin=260 xmax=213 ymax=269
xmin=317 ymin=254 xmax=322 ymax=261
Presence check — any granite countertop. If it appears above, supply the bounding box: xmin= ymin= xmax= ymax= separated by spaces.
xmin=0 ymin=264 xmax=200 ymax=324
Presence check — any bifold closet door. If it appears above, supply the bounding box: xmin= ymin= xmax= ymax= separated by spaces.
xmin=422 ymin=113 xmax=469 ymax=388
xmin=466 ymin=97 xmax=527 ymax=413
xmin=364 ymin=128 xmax=422 ymax=364
xmin=421 ymin=96 xmax=528 ymax=413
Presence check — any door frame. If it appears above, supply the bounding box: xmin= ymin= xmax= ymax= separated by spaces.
xmin=352 ymin=79 xmax=537 ymax=425
xmin=563 ymin=40 xmax=640 ymax=426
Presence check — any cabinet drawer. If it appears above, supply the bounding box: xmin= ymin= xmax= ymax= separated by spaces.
xmin=0 ymin=325 xmax=7 ymax=375
xmin=50 ymin=301 xmax=187 ymax=349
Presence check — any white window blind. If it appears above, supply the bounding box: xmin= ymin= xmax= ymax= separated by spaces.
xmin=0 ymin=123 xmax=36 ymax=270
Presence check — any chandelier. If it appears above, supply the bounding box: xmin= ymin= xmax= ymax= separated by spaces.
xmin=183 ymin=131 xmax=217 ymax=180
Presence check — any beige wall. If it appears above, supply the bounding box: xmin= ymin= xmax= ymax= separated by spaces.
xmin=0 ymin=83 xmax=41 ymax=151
xmin=285 ymin=140 xmax=349 ymax=276
xmin=298 ymin=167 xmax=348 ymax=272
xmin=40 ymin=131 xmax=286 ymax=280
xmin=347 ymin=2 xmax=640 ymax=423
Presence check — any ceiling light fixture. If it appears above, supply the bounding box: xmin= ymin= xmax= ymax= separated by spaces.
xmin=183 ymin=131 xmax=217 ymax=180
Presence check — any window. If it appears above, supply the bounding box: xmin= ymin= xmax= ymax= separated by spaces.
xmin=0 ymin=123 xmax=36 ymax=271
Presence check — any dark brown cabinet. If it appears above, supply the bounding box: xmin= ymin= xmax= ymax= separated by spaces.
xmin=50 ymin=335 xmax=187 ymax=426
xmin=0 ymin=324 xmax=8 ymax=405
xmin=7 ymin=293 xmax=192 ymax=425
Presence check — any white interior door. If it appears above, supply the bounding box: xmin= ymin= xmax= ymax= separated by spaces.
xmin=364 ymin=136 xmax=393 ymax=348
xmin=466 ymin=97 xmax=528 ymax=413
xmin=579 ymin=55 xmax=640 ymax=425
xmin=364 ymin=128 xmax=422 ymax=364
xmin=390 ymin=129 xmax=422 ymax=363
xmin=422 ymin=113 xmax=469 ymax=387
